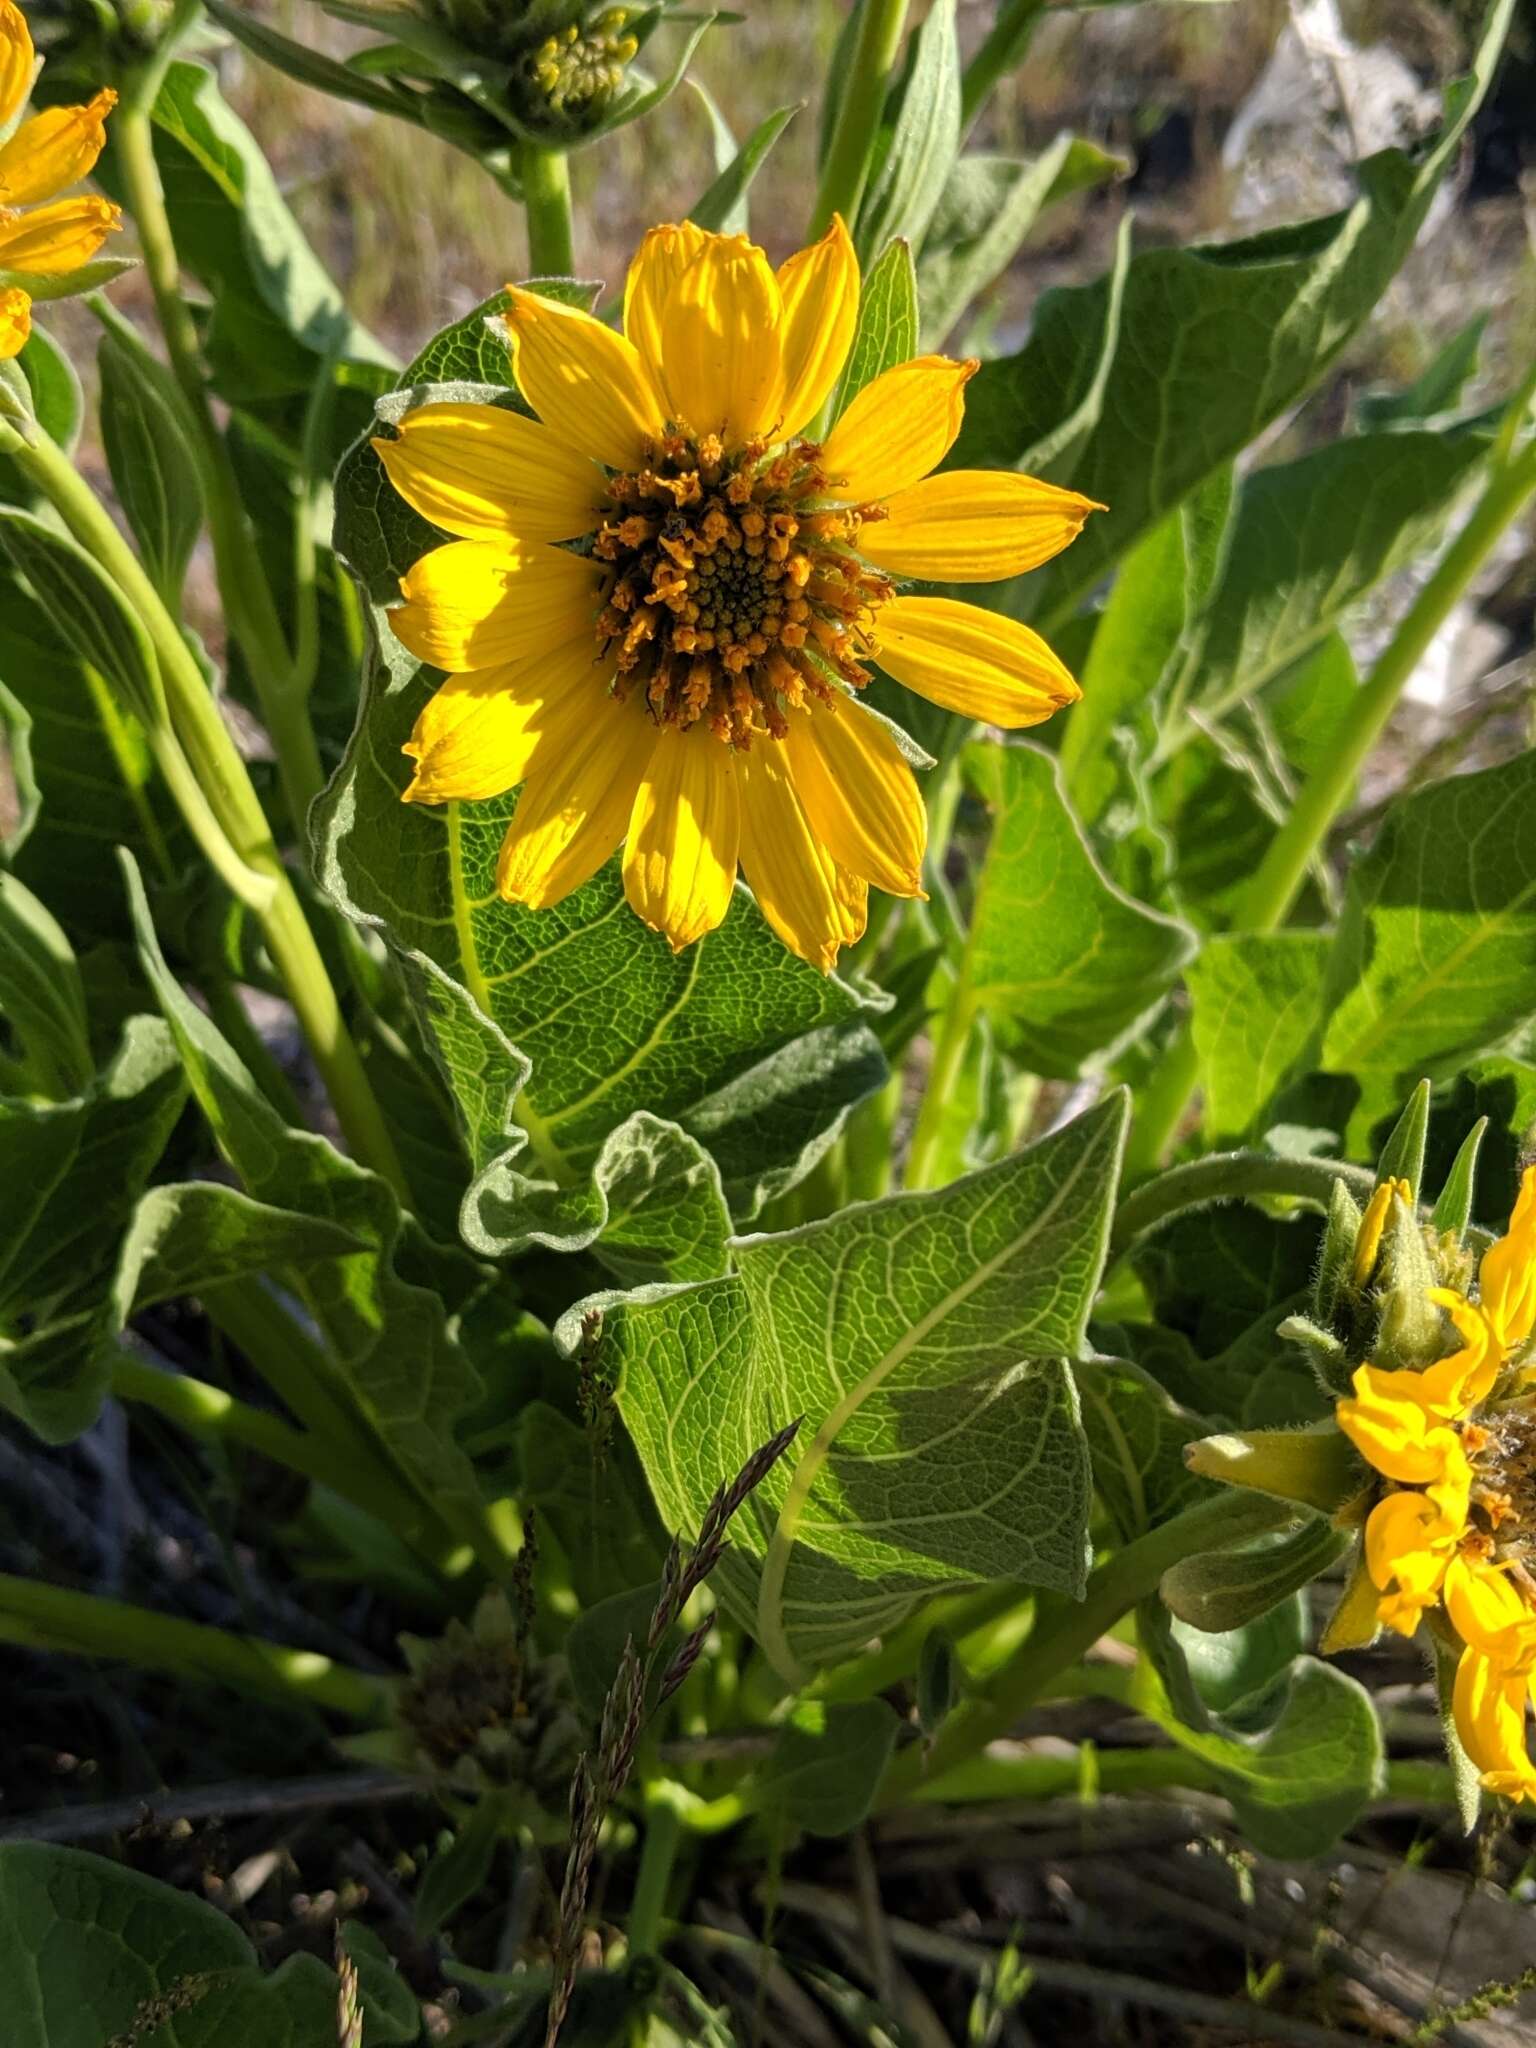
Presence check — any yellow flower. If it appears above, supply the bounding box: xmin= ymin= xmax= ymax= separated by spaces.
xmin=1334 ymin=1167 xmax=1536 ymax=1801
xmin=0 ymin=1 xmax=120 ymax=360
xmin=379 ymin=217 xmax=1100 ymax=967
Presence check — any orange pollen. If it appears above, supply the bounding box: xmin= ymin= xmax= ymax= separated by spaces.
xmin=591 ymin=433 xmax=892 ymax=748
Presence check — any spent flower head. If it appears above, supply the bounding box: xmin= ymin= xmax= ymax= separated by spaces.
xmin=376 ymin=219 xmax=1100 ymax=969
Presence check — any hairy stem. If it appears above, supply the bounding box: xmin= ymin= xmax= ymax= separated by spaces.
xmin=1109 ymin=1150 xmax=1378 ymax=1262
xmin=520 ymin=143 xmax=575 ymax=274
xmin=878 ymin=1491 xmax=1290 ymax=1807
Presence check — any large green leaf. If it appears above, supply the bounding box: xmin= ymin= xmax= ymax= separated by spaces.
xmin=1187 ymin=932 xmax=1333 ymax=1146
xmin=137 ymin=60 xmax=391 ymax=403
xmin=603 ymin=1091 xmax=1129 ymax=1680
xmin=1130 ymin=1654 xmax=1383 ymax=1857
xmin=317 ymin=379 xmax=889 ymax=1272
xmin=962 ymin=742 xmax=1196 ymax=1077
xmin=0 ymin=1845 xmax=407 ymax=2048
xmin=1315 ymin=749 xmax=1536 ymax=1147
xmin=119 ymin=849 xmax=494 ymax=1559
xmin=1172 ymin=427 xmax=1489 ymax=729
xmin=1075 ymin=1353 xmax=1209 ymax=1543
xmin=758 ymin=1699 xmax=901 ymax=1835
xmin=952 ymin=0 xmax=1514 ymax=624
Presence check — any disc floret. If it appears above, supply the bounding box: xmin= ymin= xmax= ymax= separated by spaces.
xmin=594 ymin=430 xmax=893 ymax=748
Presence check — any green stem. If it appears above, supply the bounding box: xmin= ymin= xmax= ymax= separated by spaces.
xmin=810 ymin=1578 xmax=1025 ymax=1704
xmin=628 ymin=1784 xmax=684 ymax=1957
xmin=110 ymin=1353 xmax=426 ymax=1530
xmin=809 ymin=0 xmax=910 ymax=237
xmin=1109 ymin=1150 xmax=1378 ymax=1262
xmin=0 ymin=421 xmax=408 ymax=1199
xmin=958 ymin=0 xmax=1046 ymax=132
xmin=907 ymin=1744 xmax=1221 ymax=1804
xmin=904 ymin=988 xmax=974 ymax=1190
xmin=520 ymin=143 xmax=574 ymax=274
xmin=878 ymin=1490 xmax=1290 ymax=1808
xmin=0 ymin=1571 xmax=390 ymax=1719
xmin=1126 ymin=440 xmax=1536 ymax=1179
xmin=1233 ymin=443 xmax=1536 ymax=935
xmin=111 ymin=88 xmax=325 ymax=837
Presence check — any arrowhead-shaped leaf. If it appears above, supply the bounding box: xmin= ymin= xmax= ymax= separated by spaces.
xmin=602 ymin=1091 xmax=1130 ymax=1679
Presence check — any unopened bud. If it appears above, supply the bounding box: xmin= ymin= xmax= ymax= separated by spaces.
xmin=1184 ymin=1419 xmax=1363 ymax=1515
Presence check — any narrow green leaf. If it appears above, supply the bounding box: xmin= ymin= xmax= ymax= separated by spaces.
xmin=0 ymin=868 xmax=92 ymax=1096
xmin=97 ymin=316 xmax=204 ymax=606
xmin=1357 ymin=313 xmax=1488 ymax=428
xmin=856 ymin=0 xmax=960 ymax=262
xmin=963 ymin=742 xmax=1196 ymax=1078
xmin=414 ymin=1799 xmax=504 ymax=1939
xmin=0 ymin=509 xmax=163 ymax=727
xmin=830 ymin=234 xmax=918 ymax=417
xmin=688 ymin=98 xmax=799 ymax=234
xmin=1429 ymin=1116 xmax=1486 ymax=1236
xmin=1373 ymin=1079 xmax=1432 ymax=1201
xmin=605 ymin=1092 xmax=1129 ymax=1678
xmin=917 ymin=1628 xmax=960 ymax=1742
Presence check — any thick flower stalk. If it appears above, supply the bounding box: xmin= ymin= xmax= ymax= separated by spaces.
xmin=1190 ymin=1160 xmax=1536 ymax=1804
xmin=0 ymin=0 xmax=119 ymax=359
xmin=378 ymin=218 xmax=1099 ymax=968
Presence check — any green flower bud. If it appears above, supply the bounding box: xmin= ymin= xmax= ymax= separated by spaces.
xmin=394 ymin=1590 xmax=582 ymax=1805
xmin=1184 ymin=1418 xmax=1364 ymax=1515
xmin=412 ymin=0 xmax=642 ymax=138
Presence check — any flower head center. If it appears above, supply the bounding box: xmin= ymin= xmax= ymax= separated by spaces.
xmin=593 ymin=431 xmax=893 ymax=748
xmin=1470 ymin=1403 xmax=1536 ymax=1540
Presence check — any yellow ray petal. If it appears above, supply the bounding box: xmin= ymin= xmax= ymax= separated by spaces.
xmin=777 ymin=215 xmax=859 ymax=440
xmin=1362 ymin=1490 xmax=1454 ymax=1636
xmin=1337 ymin=1362 xmax=1471 ymax=1488
xmin=0 ymin=90 xmax=116 ymax=207
xmin=375 ymin=402 xmax=603 ymax=548
xmin=1479 ymin=1164 xmax=1536 ymax=1351
xmin=624 ymin=219 xmax=707 ymax=404
xmin=0 ymin=1 xmax=34 ymax=133
xmin=402 ymin=639 xmax=618 ymax=803
xmin=503 ymin=285 xmax=664 ymax=471
xmin=1444 ymin=1556 xmax=1536 ymax=1672
xmin=1454 ymin=1642 xmax=1536 ymax=1797
xmin=496 ymin=694 xmax=656 ymax=909
xmin=870 ymin=595 xmax=1081 ymax=728
xmin=623 ymin=724 xmax=741 ymax=950
xmin=820 ymin=355 xmax=976 ymax=505
xmin=780 ymin=700 xmax=926 ymax=897
xmin=0 ymin=283 xmax=29 ymax=359
xmin=858 ymin=468 xmax=1103 ymax=582
xmin=657 ymin=232 xmax=784 ymax=447
xmin=0 ymin=192 xmax=120 ymax=274
xmin=737 ymin=740 xmax=850 ymax=972
xmin=389 ymin=539 xmax=599 ymax=673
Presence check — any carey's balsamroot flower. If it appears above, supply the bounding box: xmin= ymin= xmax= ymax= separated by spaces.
xmin=1336 ymin=1170 xmax=1536 ymax=1799
xmin=378 ymin=218 xmax=1100 ymax=968
xmin=0 ymin=0 xmax=119 ymax=359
